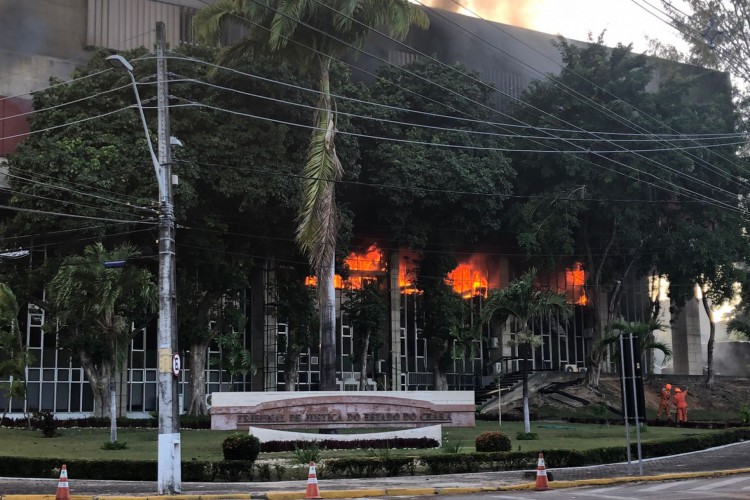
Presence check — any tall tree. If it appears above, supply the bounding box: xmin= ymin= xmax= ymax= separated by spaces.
xmin=658 ymin=0 xmax=750 ymax=85
xmin=0 ymin=283 xmax=33 ymax=426
xmin=480 ymin=268 xmax=572 ymax=433
xmin=506 ymin=38 xmax=744 ymax=387
xmin=342 ymin=279 xmax=387 ymax=390
xmin=47 ymin=243 xmax=156 ymax=442
xmin=352 ymin=59 xmax=514 ymax=386
xmin=194 ymin=0 xmax=428 ymax=390
xmin=273 ymin=263 xmax=319 ymax=391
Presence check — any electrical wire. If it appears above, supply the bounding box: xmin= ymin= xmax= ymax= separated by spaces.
xmin=169 ymin=74 xmax=749 ymax=147
xmin=194 ymin=0 xmax=745 ymax=213
xmin=0 ymin=204 xmax=154 ymax=224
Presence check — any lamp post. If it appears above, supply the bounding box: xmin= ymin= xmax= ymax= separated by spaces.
xmin=106 ymin=22 xmax=181 ymax=494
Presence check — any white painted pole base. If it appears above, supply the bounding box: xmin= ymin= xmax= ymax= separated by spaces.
xmin=158 ymin=432 xmax=181 ymax=494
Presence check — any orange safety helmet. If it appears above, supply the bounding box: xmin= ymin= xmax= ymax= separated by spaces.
xmin=665 ymin=384 xmax=672 ymax=390
xmin=675 ymin=387 xmax=681 ymax=393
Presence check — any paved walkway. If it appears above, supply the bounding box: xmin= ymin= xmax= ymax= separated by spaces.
xmin=2 ymin=441 xmax=750 ymax=499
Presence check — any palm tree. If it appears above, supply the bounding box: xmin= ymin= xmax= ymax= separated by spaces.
xmin=0 ymin=283 xmax=33 ymax=427
xmin=194 ymin=0 xmax=428 ymax=390
xmin=480 ymin=268 xmax=572 ymax=433
xmin=48 ymin=243 xmax=156 ymax=443
xmin=594 ymin=320 xmax=672 ymax=375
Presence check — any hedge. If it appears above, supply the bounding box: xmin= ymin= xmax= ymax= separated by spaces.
xmin=3 ymin=428 xmax=749 ymax=480
xmin=0 ymin=415 xmax=211 ymax=429
xmin=261 ymin=437 xmax=439 ymax=452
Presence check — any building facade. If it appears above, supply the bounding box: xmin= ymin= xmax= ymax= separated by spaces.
xmin=0 ymin=0 xmax=718 ymax=417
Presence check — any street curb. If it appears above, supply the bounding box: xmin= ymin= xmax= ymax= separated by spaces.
xmin=5 ymin=468 xmax=750 ymax=500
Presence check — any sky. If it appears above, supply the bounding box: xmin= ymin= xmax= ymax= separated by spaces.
xmin=416 ymin=0 xmax=691 ymax=55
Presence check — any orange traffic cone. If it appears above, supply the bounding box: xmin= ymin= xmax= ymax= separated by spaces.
xmin=534 ymin=452 xmax=549 ymax=491
xmin=304 ymin=461 xmax=322 ymax=499
xmin=55 ymin=464 xmax=70 ymax=500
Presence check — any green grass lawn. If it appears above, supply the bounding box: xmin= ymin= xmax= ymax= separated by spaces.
xmin=0 ymin=421 xmax=725 ymax=462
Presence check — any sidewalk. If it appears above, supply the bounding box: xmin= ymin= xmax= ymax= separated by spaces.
xmin=2 ymin=440 xmax=750 ymax=499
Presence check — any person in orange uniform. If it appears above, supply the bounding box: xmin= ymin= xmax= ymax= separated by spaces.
xmin=674 ymin=387 xmax=688 ymax=423
xmin=656 ymin=383 xmax=672 ymax=422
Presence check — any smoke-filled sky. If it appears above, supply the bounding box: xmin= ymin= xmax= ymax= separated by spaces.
xmin=415 ymin=0 xmax=690 ymax=54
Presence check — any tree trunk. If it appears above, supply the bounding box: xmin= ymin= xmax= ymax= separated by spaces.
xmin=319 ymin=254 xmax=337 ymax=390
xmin=79 ymin=350 xmax=111 ymax=418
xmin=109 ymin=377 xmax=117 ymax=443
xmin=316 ymin=60 xmax=339 ymax=392
xmin=428 ymin=338 xmax=449 ymax=390
xmin=522 ymin=358 xmax=531 ymax=433
xmin=187 ymin=341 xmax=209 ymax=416
xmin=358 ymin=331 xmax=371 ymax=391
xmin=700 ymin=292 xmax=716 ymax=388
xmin=284 ymin=346 xmax=302 ymax=391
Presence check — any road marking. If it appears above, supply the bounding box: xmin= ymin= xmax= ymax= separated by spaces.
xmin=639 ymin=480 xmax=698 ymax=492
xmin=577 ymin=492 xmax=633 ymax=500
xmin=691 ymin=477 xmax=749 ymax=490
xmin=488 ymin=496 xmax=530 ymax=500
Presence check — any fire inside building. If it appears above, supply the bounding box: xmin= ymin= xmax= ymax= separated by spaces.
xmin=0 ymin=1 xmax=717 ymax=417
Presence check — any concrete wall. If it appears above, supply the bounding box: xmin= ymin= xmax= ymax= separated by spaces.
xmin=0 ymin=0 xmax=89 ymax=97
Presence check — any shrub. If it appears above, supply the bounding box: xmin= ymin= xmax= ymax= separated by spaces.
xmin=440 ymin=439 xmax=464 ymax=454
xmin=293 ymin=442 xmax=320 ymax=464
xmin=740 ymin=405 xmax=750 ymax=426
xmin=32 ymin=411 xmax=58 ymax=438
xmin=101 ymin=440 xmax=128 ymax=450
xmin=516 ymin=432 xmax=539 ymax=440
xmin=475 ymin=431 xmax=511 ymax=452
xmin=221 ymin=433 xmax=260 ymax=461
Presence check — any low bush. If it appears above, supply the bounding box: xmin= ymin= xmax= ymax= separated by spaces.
xmin=100 ymin=440 xmax=128 ymax=450
xmin=222 ymin=433 xmax=261 ymax=461
xmin=475 ymin=431 xmax=511 ymax=452
xmin=293 ymin=442 xmax=320 ymax=464
xmin=516 ymin=432 xmax=539 ymax=440
xmin=261 ymin=436 xmax=438 ymax=452
xmin=32 ymin=411 xmax=58 ymax=438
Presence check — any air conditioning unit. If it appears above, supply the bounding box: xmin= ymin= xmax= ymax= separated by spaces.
xmin=578 ymin=366 xmax=588 ymax=373
xmin=311 ymin=356 xmax=319 ymax=365
xmin=490 ymin=337 xmax=500 ymax=349
xmin=564 ymin=364 xmax=578 ymax=373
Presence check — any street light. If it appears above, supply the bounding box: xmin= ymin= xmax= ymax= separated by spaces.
xmin=106 ymin=52 xmax=181 ymax=494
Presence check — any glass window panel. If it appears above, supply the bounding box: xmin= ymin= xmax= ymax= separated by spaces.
xmin=10 ymin=394 xmax=25 ymax=412
xmin=26 ymin=383 xmax=40 ymax=411
xmin=42 ymin=349 xmax=56 ymax=368
xmin=82 ymin=384 xmax=94 ymax=412
xmin=209 ymin=371 xmax=219 ymax=382
xmin=70 ymin=383 xmax=81 ymax=412
xmin=130 ymin=384 xmax=144 ymax=411
xmin=41 ymin=384 xmax=54 ymax=410
xmin=132 ymin=330 xmax=145 ymax=351
xmin=57 ymin=370 xmax=69 ymax=382
xmin=72 ymin=369 xmax=81 ymax=382
xmin=43 ymin=369 xmax=55 ymax=381
xmin=29 ymin=328 xmax=42 ymax=348
xmin=132 ymin=353 xmax=145 ymax=369
xmin=132 ymin=370 xmax=144 ymax=382
xmin=27 ymin=369 xmax=40 ymax=381
xmin=145 ymin=384 xmax=156 ymax=411
xmin=146 ymin=370 xmax=156 ymax=381
xmin=43 ymin=331 xmax=56 ymax=348
xmin=56 ymin=385 xmax=69 ymax=412
xmin=57 ymin=350 xmax=71 ymax=367
xmin=146 ymin=349 xmax=157 ymax=368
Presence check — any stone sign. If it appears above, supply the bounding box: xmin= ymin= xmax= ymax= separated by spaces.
xmin=210 ymin=391 xmax=475 ymax=430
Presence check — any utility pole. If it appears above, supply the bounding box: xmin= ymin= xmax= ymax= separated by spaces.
xmin=155 ymin=21 xmax=181 ymax=495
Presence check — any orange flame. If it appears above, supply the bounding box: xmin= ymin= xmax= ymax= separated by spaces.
xmin=565 ymin=263 xmax=588 ymax=305
xmin=446 ymin=256 xmax=491 ymax=298
xmin=305 ymin=244 xmax=386 ymax=290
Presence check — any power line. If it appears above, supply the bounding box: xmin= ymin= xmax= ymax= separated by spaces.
xmin=195 ymin=0 xmax=744 ymax=213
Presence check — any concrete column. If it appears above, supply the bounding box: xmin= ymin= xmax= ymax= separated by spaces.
xmin=671 ymin=298 xmax=703 ymax=375
xmin=389 ymin=249 xmax=402 ymax=390
xmin=250 ymin=262 xmax=268 ymax=391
